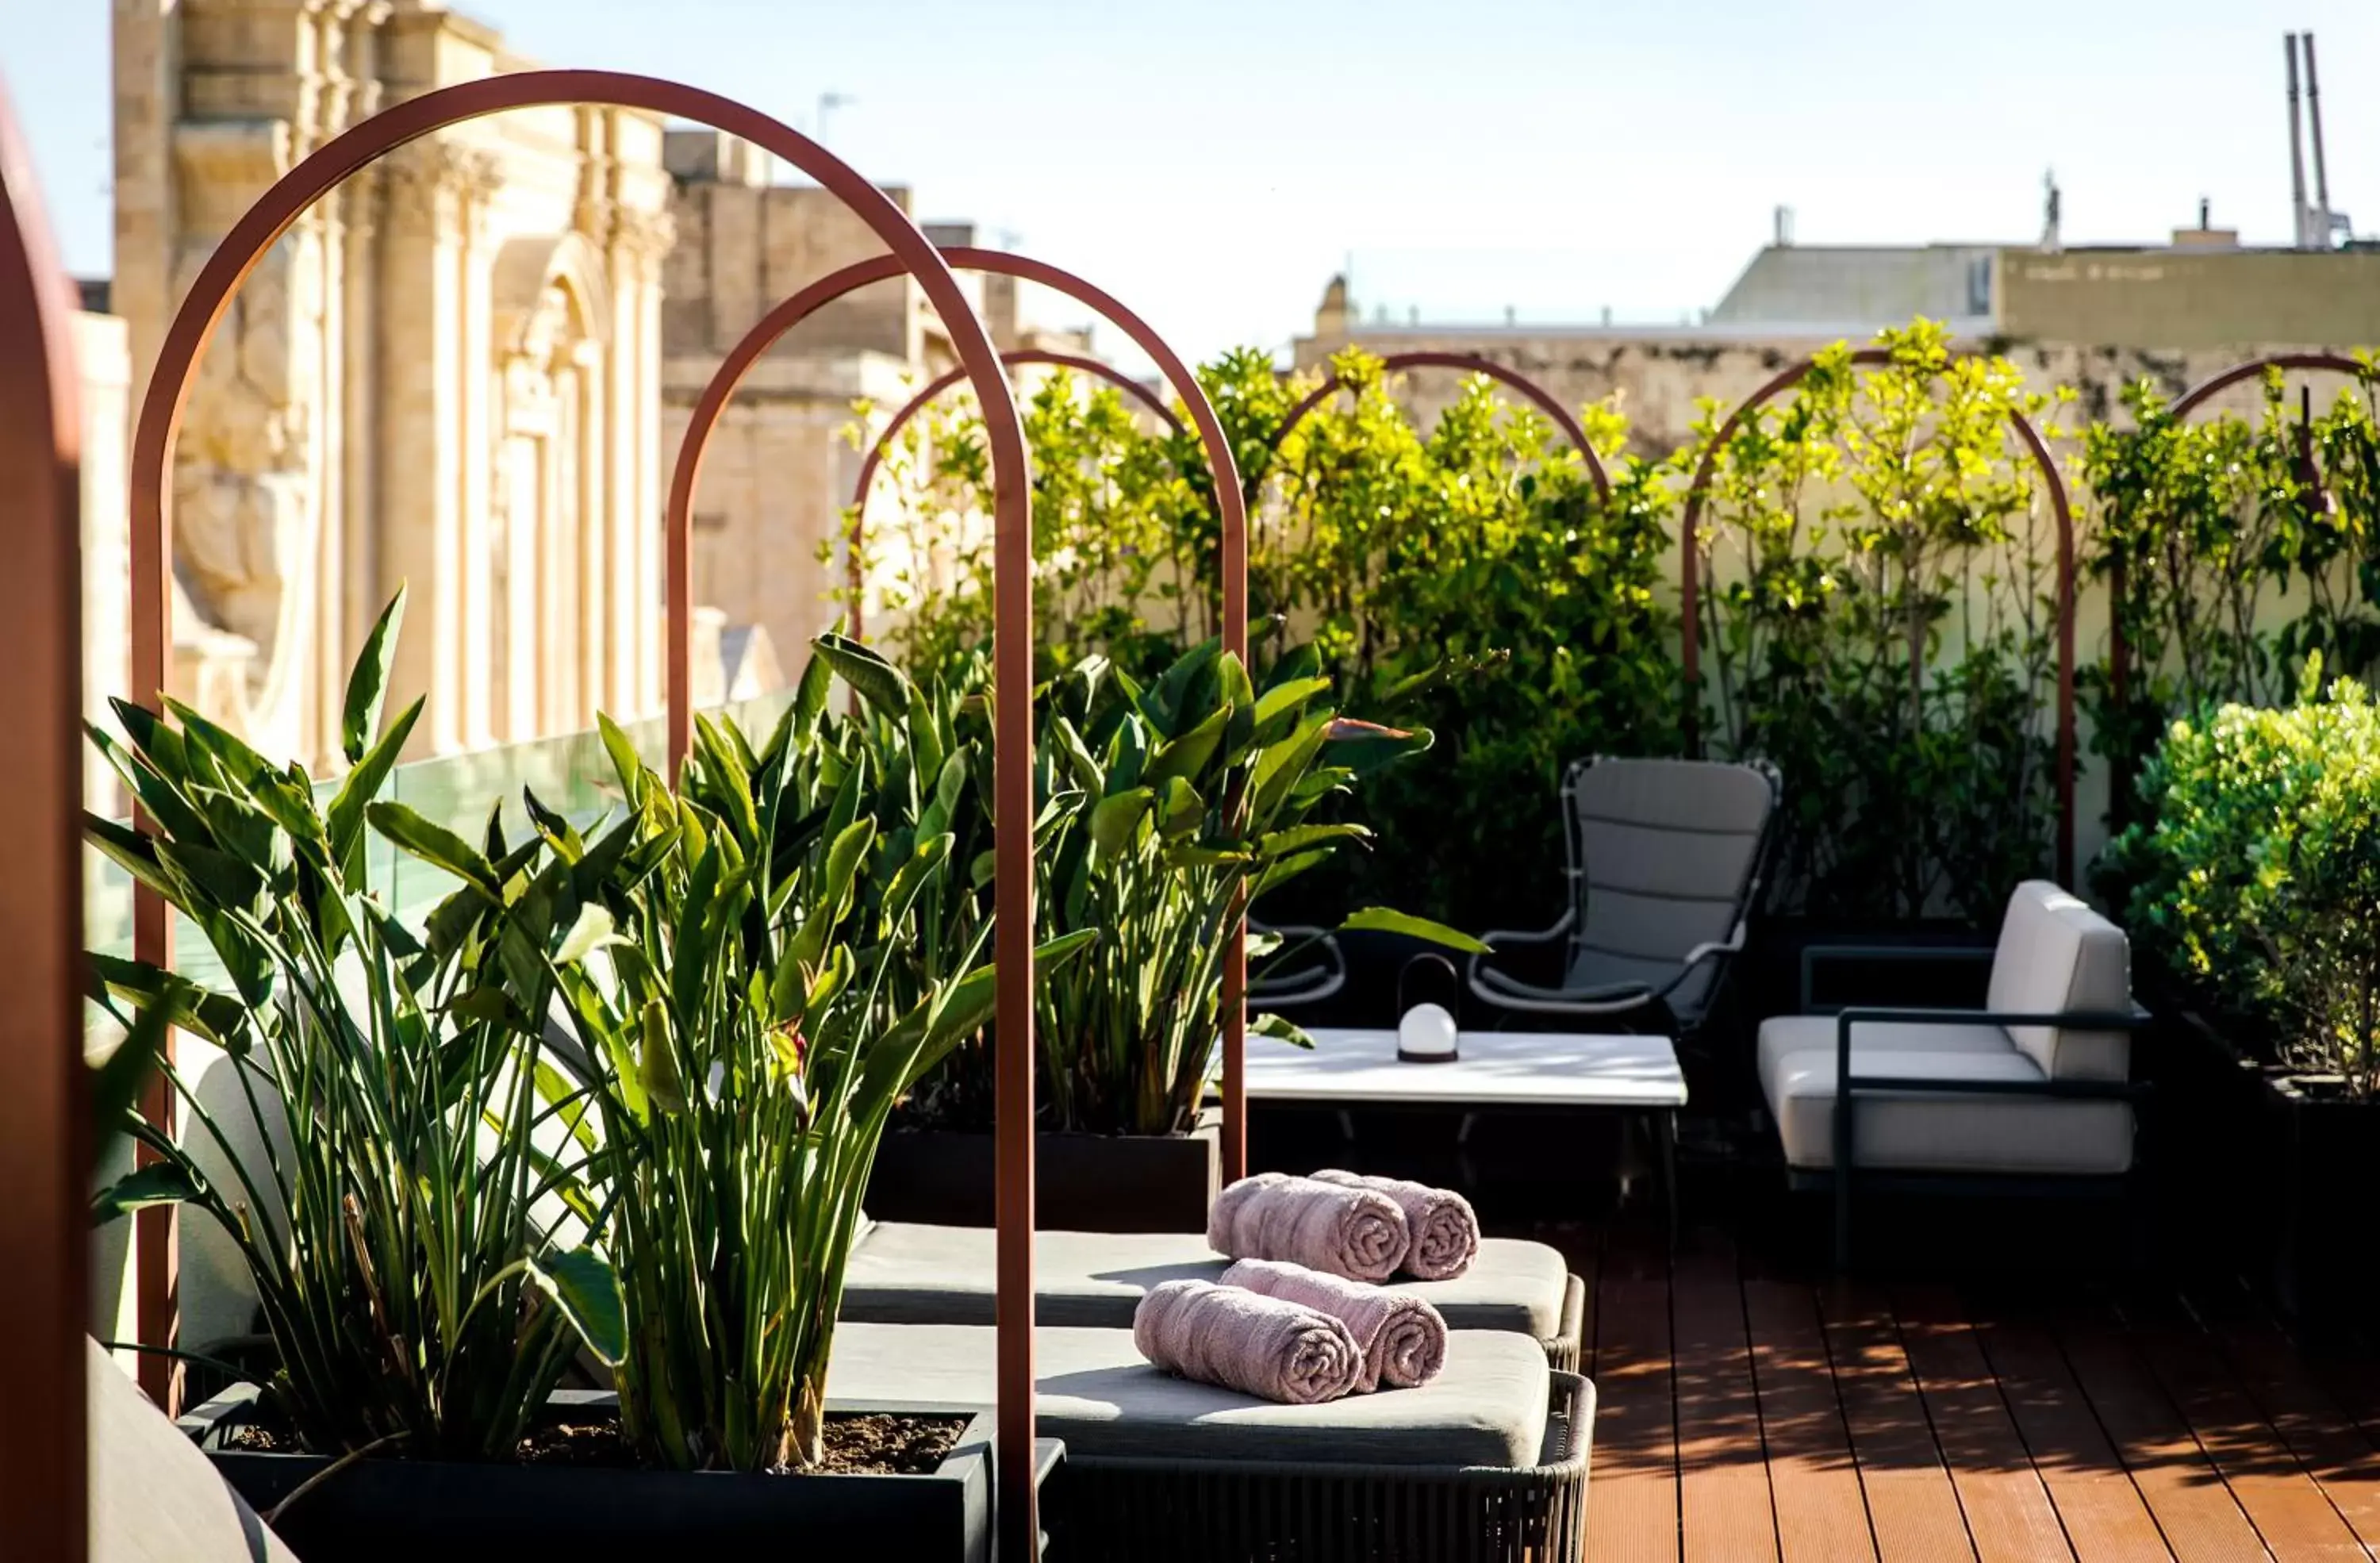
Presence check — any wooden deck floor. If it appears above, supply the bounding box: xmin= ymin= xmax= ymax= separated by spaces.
xmin=1545 ymin=1227 xmax=2380 ymax=1563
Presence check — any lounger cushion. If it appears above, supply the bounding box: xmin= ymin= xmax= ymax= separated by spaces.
xmin=827 ymin=1323 xmax=1550 ymax=1468
xmin=1987 ymin=881 xmax=2132 ymax=1082
xmin=1765 ymin=1044 xmax=2134 ymax=1175
xmin=841 ymin=1223 xmax=1572 ymax=1338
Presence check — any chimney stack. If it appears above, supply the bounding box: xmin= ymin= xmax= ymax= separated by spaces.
xmin=2286 ymin=33 xmax=2313 ymax=248
xmin=2305 ymin=32 xmax=2335 ymax=248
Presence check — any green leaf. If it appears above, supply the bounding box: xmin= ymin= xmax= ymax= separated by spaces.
xmin=90 ymin=1162 xmax=200 ymax=1226
xmin=1337 ymin=906 xmax=1491 ymax=954
xmin=639 ymin=998 xmax=685 ymax=1114
xmin=328 ymin=696 xmax=424 ymax=884
xmin=341 ymin=586 xmax=408 ymax=765
xmin=369 ymin=801 xmax=501 ymax=898
xmin=89 ymin=986 xmax=178 ymax=1162
xmin=814 ymin=631 xmax=916 ymax=714
xmin=526 ymin=1246 xmax=627 ymax=1366
xmin=1250 ymin=1011 xmax=1317 ymax=1050
xmin=1088 ymin=787 xmax=1156 ymax=854
xmin=1252 ymin=676 xmax=1331 ymax=728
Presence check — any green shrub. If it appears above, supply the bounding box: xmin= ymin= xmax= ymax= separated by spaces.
xmin=1691 ymin=323 xmax=2066 ymax=923
xmin=2082 ymin=367 xmax=2380 ymax=835
xmin=2110 ymin=658 xmax=2380 ymax=1096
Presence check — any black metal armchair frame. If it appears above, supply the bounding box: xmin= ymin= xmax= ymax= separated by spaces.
xmin=1468 ymin=755 xmax=1780 ymax=1034
xmin=1789 ymin=966 xmax=2154 ymax=1266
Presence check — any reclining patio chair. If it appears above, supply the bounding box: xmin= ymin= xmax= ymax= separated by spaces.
xmin=1468 ymin=755 xmax=1780 ymax=1043
xmin=829 ymin=1321 xmax=1591 ymax=1563
xmin=1757 ymin=879 xmax=2150 ymax=1266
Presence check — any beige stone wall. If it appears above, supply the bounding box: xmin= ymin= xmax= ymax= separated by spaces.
xmin=2000 ymin=246 xmax=2380 ymax=352
xmin=657 ymin=142 xmax=1035 ymax=676
xmin=111 ymin=0 xmax=675 ymax=769
xmin=75 ymin=311 xmax=131 ymax=816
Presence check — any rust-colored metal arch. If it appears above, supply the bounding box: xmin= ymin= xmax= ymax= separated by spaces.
xmin=666 ymin=244 xmax=1256 ymax=1191
xmin=1678 ymin=349 xmax=2079 ymax=885
xmin=0 ymin=77 xmax=93 ymax=1563
xmin=844 ymin=348 xmax=1188 ymax=636
xmin=1265 ymin=350 xmax=1612 ymax=504
xmin=123 ymin=71 xmax=1042 ymax=1553
xmin=2102 ymin=353 xmax=2373 ymax=743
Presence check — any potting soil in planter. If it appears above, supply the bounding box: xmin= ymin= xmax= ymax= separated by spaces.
xmin=217 ymin=1403 xmax=969 ymax=1476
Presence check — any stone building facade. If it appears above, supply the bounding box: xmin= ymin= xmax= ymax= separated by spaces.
xmin=111 ymin=0 xmax=677 ymax=768
xmin=657 ymin=132 xmax=1082 ymax=669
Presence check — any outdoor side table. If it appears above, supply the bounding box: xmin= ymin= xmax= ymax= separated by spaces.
xmin=1243 ymin=1027 xmax=1689 ymax=1238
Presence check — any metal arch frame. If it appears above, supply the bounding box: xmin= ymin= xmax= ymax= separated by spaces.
xmin=667 ymin=244 xmax=1256 ymax=1196
xmin=0 ymin=76 xmax=92 ymax=1563
xmin=121 ymin=72 xmax=1045 ymax=1555
xmin=2098 ymin=352 xmax=2379 ymax=710
xmin=844 ymin=348 xmax=1188 ymax=637
xmin=1265 ymin=350 xmax=1614 ymax=505
xmin=1678 ymin=349 xmax=2079 ymax=888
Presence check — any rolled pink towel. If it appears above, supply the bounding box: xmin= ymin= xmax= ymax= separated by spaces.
xmin=1132 ymin=1279 xmax=1365 ymax=1404
xmin=1311 ymin=1169 xmax=1479 ymax=1281
xmin=1222 ymin=1258 xmax=1448 ymax=1390
xmin=1207 ymin=1172 xmax=1408 ymax=1283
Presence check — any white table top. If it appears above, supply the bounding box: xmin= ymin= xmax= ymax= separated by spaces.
xmin=1242 ymin=1027 xmax=1687 ymax=1108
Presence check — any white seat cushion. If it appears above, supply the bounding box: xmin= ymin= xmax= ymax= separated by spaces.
xmin=1988 ymin=881 xmax=2133 ymax=1081
xmin=827 ymin=1323 xmax=1552 ymax=1468
xmin=842 ymin=1222 xmax=1574 ymax=1338
xmin=1756 ymin=1013 xmax=2015 ymax=1106
xmin=1766 ymin=1045 xmax=2133 ymax=1175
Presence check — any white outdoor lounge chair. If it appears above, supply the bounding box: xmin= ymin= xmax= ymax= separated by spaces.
xmin=1468 ymin=755 xmax=1780 ymax=1041
xmin=1758 ymin=878 xmax=2151 ymax=1266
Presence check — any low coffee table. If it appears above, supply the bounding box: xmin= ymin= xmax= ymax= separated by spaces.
xmin=1242 ymin=1027 xmax=1688 ymax=1234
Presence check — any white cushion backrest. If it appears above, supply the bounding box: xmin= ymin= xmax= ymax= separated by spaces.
xmin=1988 ymin=880 xmax=2131 ymax=1080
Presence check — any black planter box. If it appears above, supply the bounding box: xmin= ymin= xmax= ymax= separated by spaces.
xmin=868 ymin=1109 xmax=1219 ymax=1232
xmin=2148 ymin=1004 xmax=2380 ymax=1337
xmin=181 ymin=1388 xmax=1058 ymax=1563
xmin=2260 ymin=1073 xmax=2380 ymax=1341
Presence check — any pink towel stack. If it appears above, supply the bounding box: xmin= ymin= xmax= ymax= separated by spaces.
xmin=1311 ymin=1169 xmax=1480 ymax=1281
xmin=1131 ymin=1279 xmax=1365 ymax=1404
xmin=1223 ymin=1258 xmax=1448 ymax=1390
xmin=1206 ymin=1171 xmax=1409 ymax=1282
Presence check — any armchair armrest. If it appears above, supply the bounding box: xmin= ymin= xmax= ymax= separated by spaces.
xmin=1832 ymin=1004 xmax=2154 ymax=1154
xmin=1247 ymin=921 xmax=1346 ymax=1008
xmin=1468 ymin=913 xmax=1748 ymax=1019
xmin=1799 ymin=942 xmax=1995 ymax=1014
xmin=1475 ymin=907 xmax=1577 ymax=952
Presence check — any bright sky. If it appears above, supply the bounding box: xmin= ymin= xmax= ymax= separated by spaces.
xmin=10 ymin=0 xmax=2378 ymax=364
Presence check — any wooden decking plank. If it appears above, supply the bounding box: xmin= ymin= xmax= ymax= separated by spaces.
xmin=2054 ymin=1305 xmax=2274 ymax=1563
xmin=1672 ymin=1235 xmax=1779 ymax=1563
xmin=2118 ymin=1297 xmax=2369 ymax=1561
xmin=1893 ymin=1286 xmax=2076 ymax=1563
xmin=1967 ymin=1312 xmax=2175 ymax=1563
xmin=1589 ymin=1229 xmax=1679 ymax=1563
xmin=2182 ymin=1282 xmax=2380 ymax=1553
xmin=1819 ymin=1282 xmax=1977 ymax=1563
xmin=1744 ymin=1277 xmax=1879 ymax=1563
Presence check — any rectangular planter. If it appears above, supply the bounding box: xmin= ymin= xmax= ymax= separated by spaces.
xmin=2259 ymin=1073 xmax=2380 ymax=1342
xmin=869 ymin=1109 xmax=1219 ymax=1232
xmin=2152 ymin=1004 xmax=2380 ymax=1339
xmin=181 ymin=1387 xmax=1058 ymax=1563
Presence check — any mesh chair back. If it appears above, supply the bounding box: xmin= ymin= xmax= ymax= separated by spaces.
xmin=1563 ymin=757 xmax=1778 ymax=1022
